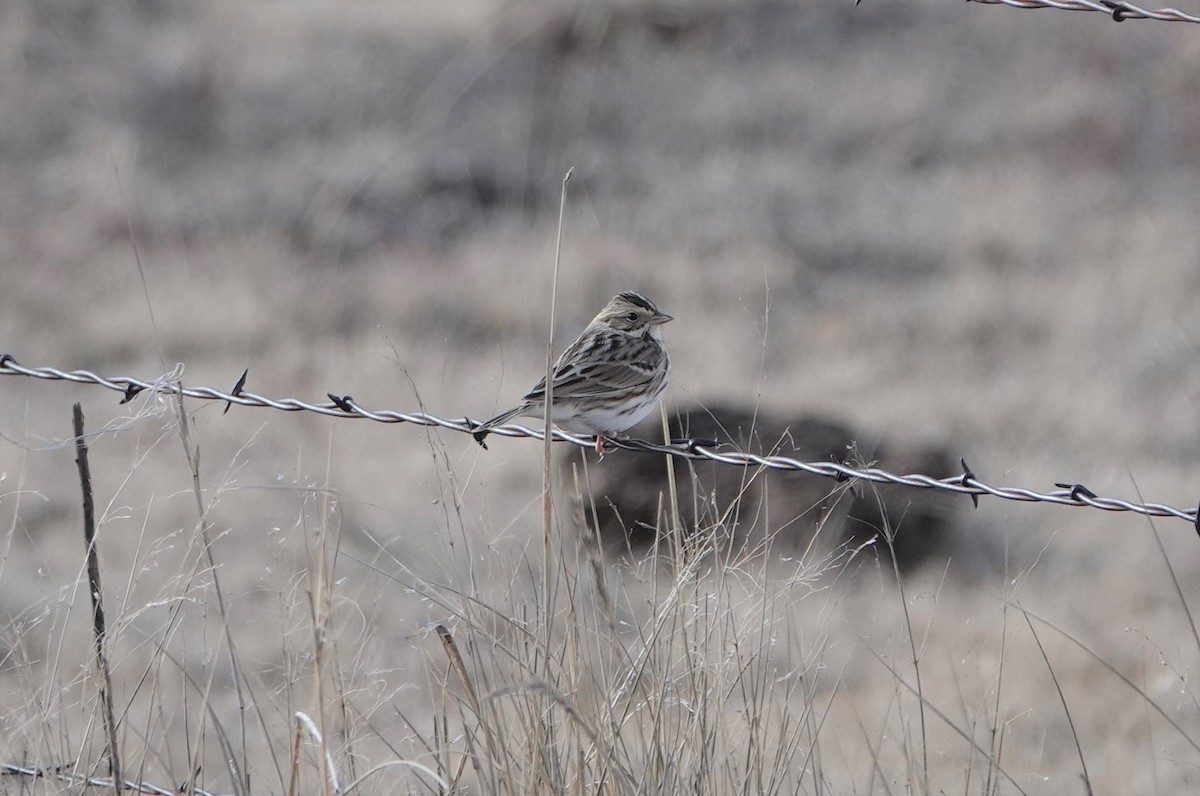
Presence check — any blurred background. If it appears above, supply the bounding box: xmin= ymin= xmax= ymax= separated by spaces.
xmin=2 ymin=0 xmax=1200 ymax=792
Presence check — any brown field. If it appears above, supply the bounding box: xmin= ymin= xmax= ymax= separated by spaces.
xmin=2 ymin=0 xmax=1200 ymax=793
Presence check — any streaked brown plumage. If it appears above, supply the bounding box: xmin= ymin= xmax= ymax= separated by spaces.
xmin=473 ymin=292 xmax=672 ymax=451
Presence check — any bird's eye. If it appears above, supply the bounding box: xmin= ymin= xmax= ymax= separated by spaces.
xmin=626 ymin=312 xmax=638 ymax=321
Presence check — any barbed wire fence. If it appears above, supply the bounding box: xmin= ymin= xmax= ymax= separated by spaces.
xmin=3 ymin=354 xmax=1197 ymax=532
xmin=968 ymin=0 xmax=1200 ymax=24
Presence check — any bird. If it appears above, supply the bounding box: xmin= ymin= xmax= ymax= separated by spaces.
xmin=472 ymin=291 xmax=672 ymax=453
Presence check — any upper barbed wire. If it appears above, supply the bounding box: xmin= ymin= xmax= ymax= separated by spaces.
xmin=2 ymin=354 xmax=1197 ymax=529
xmin=968 ymin=0 xmax=1200 ymax=23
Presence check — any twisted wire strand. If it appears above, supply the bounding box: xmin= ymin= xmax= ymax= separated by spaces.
xmin=2 ymin=354 xmax=1197 ymax=527
xmin=1 ymin=763 xmax=222 ymax=796
xmin=968 ymin=0 xmax=1200 ymax=23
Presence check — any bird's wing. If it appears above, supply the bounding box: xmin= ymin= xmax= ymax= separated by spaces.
xmin=522 ymin=334 xmax=663 ymax=402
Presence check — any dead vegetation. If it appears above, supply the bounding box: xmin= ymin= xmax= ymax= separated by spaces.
xmin=1 ymin=0 xmax=1200 ymax=792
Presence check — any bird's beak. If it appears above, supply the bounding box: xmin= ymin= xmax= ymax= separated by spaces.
xmin=651 ymin=311 xmax=673 ymax=325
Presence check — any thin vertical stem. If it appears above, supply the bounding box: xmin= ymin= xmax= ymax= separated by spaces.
xmin=542 ymin=167 xmax=574 ymax=627
xmin=73 ymin=403 xmax=121 ymax=795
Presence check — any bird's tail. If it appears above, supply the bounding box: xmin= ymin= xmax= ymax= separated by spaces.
xmin=471 ymin=405 xmax=526 ymax=449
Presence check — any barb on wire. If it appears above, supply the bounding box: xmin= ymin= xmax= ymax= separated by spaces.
xmin=967 ymin=0 xmax=1200 ymax=24
xmin=1 ymin=354 xmax=1197 ymax=528
xmin=224 ymin=368 xmax=248 ymax=415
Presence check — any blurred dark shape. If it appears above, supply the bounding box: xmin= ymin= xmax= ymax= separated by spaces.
xmin=536 ymin=3 xmax=722 ymax=57
xmin=574 ymin=403 xmax=963 ymax=573
xmin=133 ymin=62 xmax=223 ymax=170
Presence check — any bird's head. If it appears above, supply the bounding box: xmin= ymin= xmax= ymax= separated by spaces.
xmin=596 ymin=292 xmax=672 ymax=337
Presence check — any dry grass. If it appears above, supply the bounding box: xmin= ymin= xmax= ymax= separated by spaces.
xmin=4 ymin=414 xmax=1198 ymax=793
xmin=2 ymin=0 xmax=1200 ymax=792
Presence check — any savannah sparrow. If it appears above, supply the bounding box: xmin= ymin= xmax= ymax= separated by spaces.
xmin=473 ymin=291 xmax=672 ymax=452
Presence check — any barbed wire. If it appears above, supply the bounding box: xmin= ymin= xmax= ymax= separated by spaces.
xmin=969 ymin=0 xmax=1200 ymax=23
xmin=1 ymin=763 xmax=223 ymax=796
xmin=1 ymin=354 xmax=1197 ymax=531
